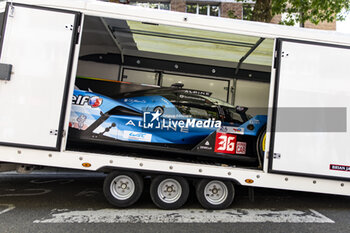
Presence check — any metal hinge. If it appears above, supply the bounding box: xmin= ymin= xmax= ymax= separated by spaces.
xmin=49 ymin=129 xmax=58 ymax=136
xmin=273 ymin=50 xmax=279 ymax=69
xmin=9 ymin=3 xmax=15 ymax=18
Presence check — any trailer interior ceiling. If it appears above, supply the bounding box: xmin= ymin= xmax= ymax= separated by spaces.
xmin=77 ymin=15 xmax=273 ymax=114
xmin=79 ymin=16 xmax=274 ymax=70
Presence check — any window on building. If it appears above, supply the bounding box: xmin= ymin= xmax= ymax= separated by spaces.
xmin=186 ymin=4 xmax=197 ymax=14
xmin=186 ymin=4 xmax=220 ymax=17
xmin=130 ymin=2 xmax=170 ymax=10
xmin=210 ymin=5 xmax=219 ymax=17
xmin=198 ymin=5 xmax=208 ymax=15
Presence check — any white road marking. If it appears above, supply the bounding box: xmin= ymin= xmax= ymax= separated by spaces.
xmin=0 ymin=204 xmax=15 ymax=215
xmin=0 ymin=189 xmax=51 ymax=197
xmin=33 ymin=208 xmax=334 ymax=223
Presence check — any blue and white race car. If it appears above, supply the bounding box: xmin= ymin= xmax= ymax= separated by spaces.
xmin=69 ymin=78 xmax=267 ymax=164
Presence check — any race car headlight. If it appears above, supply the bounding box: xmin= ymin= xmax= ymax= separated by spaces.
xmin=247 ymin=124 xmax=255 ymax=131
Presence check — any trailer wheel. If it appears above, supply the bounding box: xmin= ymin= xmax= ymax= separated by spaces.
xmin=103 ymin=171 xmax=143 ymax=208
xmin=150 ymin=175 xmax=189 ymax=210
xmin=196 ymin=179 xmax=234 ymax=210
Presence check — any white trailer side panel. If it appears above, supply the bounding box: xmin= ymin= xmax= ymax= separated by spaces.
xmin=0 ymin=145 xmax=350 ymax=197
xmin=0 ymin=4 xmax=79 ymax=150
xmin=271 ymin=39 xmax=350 ymax=179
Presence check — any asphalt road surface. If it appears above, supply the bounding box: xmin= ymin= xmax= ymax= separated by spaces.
xmin=0 ymin=171 xmax=350 ymax=233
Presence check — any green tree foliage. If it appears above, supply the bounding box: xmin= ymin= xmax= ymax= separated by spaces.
xmin=235 ymin=0 xmax=350 ymax=26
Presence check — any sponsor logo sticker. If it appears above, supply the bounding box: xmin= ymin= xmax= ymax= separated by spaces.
xmin=230 ymin=127 xmax=244 ymax=135
xmin=183 ymin=90 xmax=211 ymax=96
xmin=218 ymin=126 xmax=244 ymax=135
xmin=179 ymin=94 xmax=205 ymax=102
xmin=72 ymin=95 xmax=102 ymax=108
xmin=236 ymin=141 xmax=247 ymax=155
xmin=123 ymin=131 xmax=152 ymax=142
xmin=198 ymin=141 xmax=213 ymax=150
xmin=77 ymin=114 xmax=87 ymax=130
xmin=330 ymin=164 xmax=350 ymax=172
xmin=199 ymin=146 xmax=212 ymax=150
xmin=88 ymin=96 xmax=103 ymax=108
xmin=123 ymin=98 xmax=146 ymax=103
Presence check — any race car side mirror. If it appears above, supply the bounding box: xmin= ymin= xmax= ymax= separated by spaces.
xmin=236 ymin=106 xmax=249 ymax=122
xmin=171 ymin=83 xmax=184 ymax=88
xmin=236 ymin=106 xmax=248 ymax=113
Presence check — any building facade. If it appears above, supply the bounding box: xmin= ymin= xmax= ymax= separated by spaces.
xmin=126 ymin=0 xmax=336 ymax=30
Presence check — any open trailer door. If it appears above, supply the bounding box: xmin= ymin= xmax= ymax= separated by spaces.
xmin=0 ymin=3 xmax=81 ymax=150
xmin=269 ymin=38 xmax=350 ymax=180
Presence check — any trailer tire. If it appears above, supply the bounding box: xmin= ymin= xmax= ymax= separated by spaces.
xmin=150 ymin=175 xmax=189 ymax=210
xmin=103 ymin=171 xmax=143 ymax=208
xmin=196 ymin=179 xmax=234 ymax=210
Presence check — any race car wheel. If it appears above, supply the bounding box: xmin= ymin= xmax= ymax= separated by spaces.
xmin=103 ymin=171 xmax=143 ymax=208
xmin=196 ymin=179 xmax=234 ymax=210
xmin=256 ymin=126 xmax=266 ymax=168
xmin=150 ymin=175 xmax=189 ymax=210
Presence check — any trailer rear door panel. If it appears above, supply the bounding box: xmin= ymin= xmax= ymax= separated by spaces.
xmin=0 ymin=4 xmax=80 ymax=150
xmin=270 ymin=39 xmax=350 ymax=179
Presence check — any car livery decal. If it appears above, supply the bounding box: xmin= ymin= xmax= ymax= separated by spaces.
xmin=72 ymin=95 xmax=103 ymax=108
xmin=218 ymin=126 xmax=244 ymax=135
xmin=214 ymin=132 xmax=237 ymax=154
xmin=123 ymin=130 xmax=152 ymax=142
xmin=236 ymin=141 xmax=247 ymax=155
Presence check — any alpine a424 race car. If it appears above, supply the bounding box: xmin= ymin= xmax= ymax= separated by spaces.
xmin=69 ymin=78 xmax=267 ymax=165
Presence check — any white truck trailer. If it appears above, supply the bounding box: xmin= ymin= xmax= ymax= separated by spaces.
xmin=0 ymin=0 xmax=349 ymax=210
